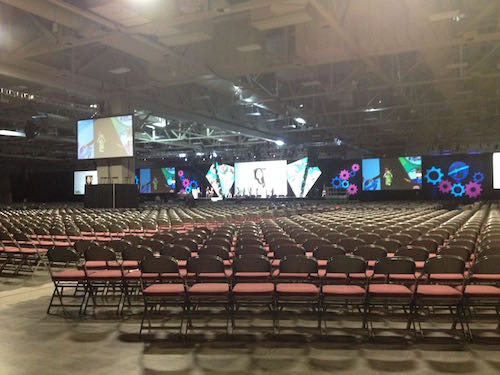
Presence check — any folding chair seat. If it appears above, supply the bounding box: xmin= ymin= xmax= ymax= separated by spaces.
xmin=275 ymin=255 xmax=321 ymax=333
xmin=412 ymin=256 xmax=466 ymax=339
xmin=139 ymin=255 xmax=186 ymax=336
xmin=321 ymin=255 xmax=367 ymax=333
xmin=231 ymin=254 xmax=274 ymax=330
xmin=185 ymin=256 xmax=231 ymax=334
xmin=365 ymin=257 xmax=416 ymax=338
xmin=46 ymin=247 xmax=86 ymax=314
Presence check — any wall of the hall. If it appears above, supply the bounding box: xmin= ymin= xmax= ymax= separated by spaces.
xmin=3 ymin=152 xmax=500 ymax=203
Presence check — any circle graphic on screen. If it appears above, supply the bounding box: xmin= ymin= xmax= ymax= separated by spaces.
xmin=448 ymin=161 xmax=469 ymax=182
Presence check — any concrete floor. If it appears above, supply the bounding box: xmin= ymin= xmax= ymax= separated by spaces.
xmin=1 ymin=273 xmax=500 ymax=375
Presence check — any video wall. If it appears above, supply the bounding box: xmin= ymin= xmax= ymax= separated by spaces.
xmin=234 ymin=160 xmax=287 ymax=197
xmin=77 ymin=115 xmax=134 ymax=160
xmin=362 ymin=156 xmax=422 ymax=191
xmin=74 ymin=170 xmax=98 ymax=195
xmin=423 ymin=154 xmax=490 ymax=199
xmin=286 ymin=157 xmax=322 ymax=198
xmin=329 ymin=160 xmax=361 ymax=196
xmin=138 ymin=167 xmax=176 ymax=194
xmin=206 ymin=163 xmax=235 ymax=197
xmin=494 ymin=153 xmax=500 ymax=190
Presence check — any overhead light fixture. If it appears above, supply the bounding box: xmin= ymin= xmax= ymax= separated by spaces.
xmin=236 ymin=43 xmax=262 ymax=52
xmin=153 ymin=118 xmax=166 ymax=127
xmin=0 ymin=129 xmax=26 ymax=137
xmin=109 ymin=67 xmax=131 ymax=75
xmin=429 ymin=10 xmax=461 ymax=22
xmin=274 ymin=140 xmax=285 ymax=146
xmin=196 ymin=152 xmax=204 ymax=156
xmin=301 ymin=80 xmax=321 ymax=87
xmin=178 ymin=153 xmax=187 ymax=158
xmin=212 ymin=151 xmax=218 ymax=158
xmin=294 ymin=117 xmax=306 ymax=125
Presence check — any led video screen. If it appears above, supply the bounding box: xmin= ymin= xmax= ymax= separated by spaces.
xmin=363 ymin=156 xmax=422 ymax=191
xmin=286 ymin=157 xmax=322 ymax=198
xmin=138 ymin=167 xmax=175 ymax=194
xmin=206 ymin=163 xmax=235 ymax=197
xmin=74 ymin=170 xmax=98 ymax=195
xmin=77 ymin=115 xmax=134 ymax=160
xmin=235 ymin=160 xmax=287 ymax=197
xmin=424 ymin=154 xmax=489 ymax=199
xmin=329 ymin=160 xmax=361 ymax=196
xmin=494 ymin=153 xmax=500 ymax=190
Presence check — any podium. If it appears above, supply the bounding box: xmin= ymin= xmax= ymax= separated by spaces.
xmin=84 ymin=184 xmax=138 ymax=208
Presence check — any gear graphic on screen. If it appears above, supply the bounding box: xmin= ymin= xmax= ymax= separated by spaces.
xmin=424 ymin=166 xmax=444 ymax=185
xmin=190 ymin=180 xmax=198 ymax=189
xmin=331 ymin=176 xmax=342 ymax=188
xmin=178 ymin=170 xmax=184 ymax=177
xmin=450 ymin=183 xmax=465 ymax=197
xmin=349 ymin=170 xmax=356 ymax=177
xmin=438 ymin=179 xmax=452 ymax=194
xmin=185 ymin=186 xmax=192 ymax=194
xmin=346 ymin=184 xmax=358 ymax=195
xmin=472 ymin=171 xmax=484 ymax=183
xmin=351 ymin=163 xmax=360 ymax=172
xmin=182 ymin=179 xmax=190 ymax=188
xmin=341 ymin=180 xmax=349 ymax=189
xmin=464 ymin=181 xmax=482 ymax=199
xmin=339 ymin=169 xmax=350 ymax=180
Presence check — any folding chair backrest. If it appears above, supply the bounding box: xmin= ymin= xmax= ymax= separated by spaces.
xmin=274 ymin=244 xmax=305 ymax=259
xmin=173 ymin=238 xmax=198 ymax=252
xmin=302 ymin=238 xmax=331 ymax=252
xmin=141 ymin=255 xmax=179 ymax=275
xmin=353 ymin=245 xmax=387 ymax=261
xmin=123 ymin=245 xmax=153 ymax=261
xmin=439 ymin=246 xmax=471 ymax=261
xmin=374 ymin=238 xmax=402 ymax=253
xmin=422 ymin=255 xmax=465 ymax=275
xmin=153 ymin=233 xmax=175 ymax=244
xmin=325 ymin=254 xmax=366 ymax=274
xmin=233 ymin=254 xmax=271 ymax=273
xmin=84 ymin=243 xmax=116 ymax=262
xmin=412 ymin=238 xmax=439 ymax=252
xmin=200 ymin=245 xmax=229 ymax=260
xmin=205 ymin=238 xmax=231 ymax=250
xmin=373 ymin=256 xmax=415 ymax=275
xmin=160 ymin=244 xmax=192 ymax=260
xmin=235 ymin=245 xmax=267 ymax=257
xmin=470 ymin=255 xmax=500 ymax=274
xmin=187 ymin=255 xmax=225 ymax=274
xmin=47 ymin=247 xmax=80 ymax=263
xmin=279 ymin=255 xmax=318 ymax=274
xmin=395 ymin=245 xmax=429 ymax=261
xmin=338 ymin=238 xmax=366 ymax=253
xmin=313 ymin=244 xmax=345 ymax=260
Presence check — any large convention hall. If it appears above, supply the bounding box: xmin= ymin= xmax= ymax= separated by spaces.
xmin=1 ymin=1 xmax=500 ymax=374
